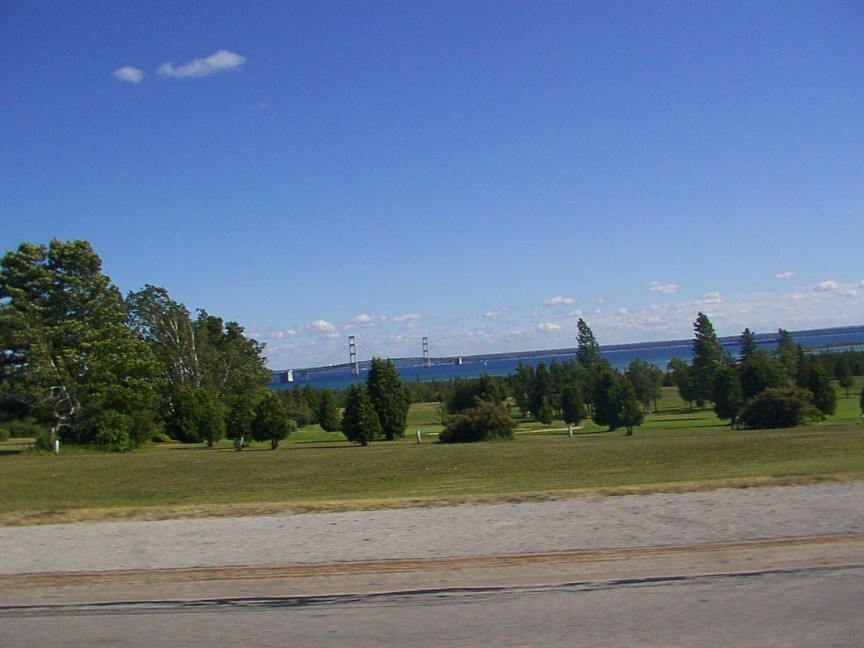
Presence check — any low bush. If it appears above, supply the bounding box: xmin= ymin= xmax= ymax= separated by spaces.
xmin=739 ymin=386 xmax=820 ymax=429
xmin=439 ymin=400 xmax=515 ymax=443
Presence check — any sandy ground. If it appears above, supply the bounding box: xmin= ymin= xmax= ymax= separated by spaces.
xmin=2 ymin=482 xmax=863 ymax=576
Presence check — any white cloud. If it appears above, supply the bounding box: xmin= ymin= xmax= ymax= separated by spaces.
xmin=348 ymin=313 xmax=383 ymax=328
xmin=484 ymin=311 xmax=499 ymax=320
xmin=615 ymin=308 xmax=629 ymax=316
xmin=537 ymin=322 xmax=561 ymax=332
xmin=158 ymin=50 xmax=246 ymax=78
xmin=700 ymin=291 xmax=724 ymax=305
xmin=392 ymin=313 xmax=423 ymax=326
xmin=307 ymin=319 xmax=338 ymax=336
xmin=543 ymin=296 xmax=575 ymax=306
xmin=776 ymin=271 xmax=796 ymax=280
xmin=647 ymin=281 xmax=679 ymax=295
xmin=815 ymin=280 xmax=839 ymax=292
xmin=113 ymin=66 xmax=144 ymax=83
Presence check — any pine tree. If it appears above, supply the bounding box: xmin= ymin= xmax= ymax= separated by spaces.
xmin=576 ymin=318 xmax=601 ymax=370
xmin=341 ymin=383 xmax=380 ymax=446
xmin=738 ymin=328 xmax=757 ymax=365
xmin=366 ymin=358 xmax=408 ymax=440
xmin=690 ymin=312 xmax=724 ymax=407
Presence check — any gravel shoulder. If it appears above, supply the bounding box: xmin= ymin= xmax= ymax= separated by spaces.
xmin=3 ymin=482 xmax=863 ymax=576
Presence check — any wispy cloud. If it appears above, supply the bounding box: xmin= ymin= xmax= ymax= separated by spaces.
xmin=647 ymin=281 xmax=679 ymax=295
xmin=776 ymin=271 xmax=796 ymax=280
xmin=815 ymin=280 xmax=839 ymax=292
xmin=699 ymin=291 xmax=724 ymax=305
xmin=113 ymin=66 xmax=144 ymax=83
xmin=537 ymin=322 xmax=561 ymax=332
xmin=543 ymin=296 xmax=575 ymax=306
xmin=158 ymin=50 xmax=246 ymax=78
xmin=392 ymin=313 xmax=423 ymax=325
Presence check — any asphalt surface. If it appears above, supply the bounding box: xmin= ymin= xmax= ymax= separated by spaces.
xmin=2 ymin=482 xmax=863 ymax=646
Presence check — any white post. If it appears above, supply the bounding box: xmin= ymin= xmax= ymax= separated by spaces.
xmin=53 ymin=439 xmax=60 ymax=454
xmin=416 ymin=429 xmax=422 ymax=444
xmin=568 ymin=424 xmax=573 ymax=439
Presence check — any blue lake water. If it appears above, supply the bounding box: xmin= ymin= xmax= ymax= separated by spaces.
xmin=270 ymin=325 xmax=864 ymax=391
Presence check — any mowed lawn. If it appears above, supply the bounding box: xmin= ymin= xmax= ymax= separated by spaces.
xmin=1 ymin=386 xmax=863 ymax=525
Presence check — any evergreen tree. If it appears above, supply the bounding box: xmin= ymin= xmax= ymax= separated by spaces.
xmin=317 ymin=389 xmax=342 ymax=432
xmin=690 ymin=312 xmax=724 ymax=407
xmin=738 ymin=328 xmax=757 ymax=365
xmin=776 ymin=329 xmax=798 ymax=378
xmin=625 ymin=358 xmax=664 ymax=413
xmin=366 ymin=358 xmax=409 ymax=440
xmin=739 ymin=350 xmax=786 ymax=399
xmin=712 ymin=362 xmax=743 ymax=424
xmin=576 ymin=318 xmax=602 ymax=370
xmin=806 ymin=358 xmax=837 ymax=416
xmin=667 ymin=357 xmax=698 ymax=408
xmin=560 ymin=384 xmax=585 ymax=426
xmin=341 ymin=383 xmax=380 ymax=446
xmin=836 ymin=357 xmax=854 ymax=398
xmin=252 ymin=390 xmax=294 ymax=449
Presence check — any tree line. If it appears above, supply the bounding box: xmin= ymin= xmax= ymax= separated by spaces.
xmin=3 ymin=240 xmax=860 ymax=450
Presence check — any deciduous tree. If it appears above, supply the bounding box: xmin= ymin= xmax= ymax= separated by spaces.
xmin=0 ymin=240 xmax=159 ymax=448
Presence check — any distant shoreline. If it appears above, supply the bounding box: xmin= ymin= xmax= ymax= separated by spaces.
xmin=272 ymin=323 xmax=864 ymax=377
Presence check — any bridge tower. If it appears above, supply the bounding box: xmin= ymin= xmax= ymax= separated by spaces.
xmin=422 ymin=336 xmax=431 ymax=368
xmin=348 ymin=335 xmax=359 ymax=375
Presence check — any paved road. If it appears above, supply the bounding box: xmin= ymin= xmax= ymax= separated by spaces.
xmin=2 ymin=483 xmax=863 ymax=645
xmin=3 ymin=563 xmax=863 ymax=647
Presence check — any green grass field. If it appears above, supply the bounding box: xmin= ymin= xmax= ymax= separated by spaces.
xmin=1 ymin=385 xmax=862 ymax=525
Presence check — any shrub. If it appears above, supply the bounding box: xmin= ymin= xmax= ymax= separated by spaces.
xmin=91 ymin=411 xmax=134 ymax=452
xmin=739 ymin=386 xmax=820 ymax=429
xmin=439 ymin=400 xmax=515 ymax=444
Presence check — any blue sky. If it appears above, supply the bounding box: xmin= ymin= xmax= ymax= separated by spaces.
xmin=2 ymin=1 xmax=863 ymax=369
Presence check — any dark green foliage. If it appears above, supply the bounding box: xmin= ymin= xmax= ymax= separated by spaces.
xmin=591 ymin=367 xmax=619 ymax=429
xmin=712 ymin=362 xmax=743 ymax=423
xmin=508 ymin=363 xmax=535 ymax=416
xmin=738 ymin=328 xmax=757 ymax=365
xmin=667 ymin=357 xmax=698 ymax=408
xmin=252 ymin=390 xmax=294 ymax=449
xmin=576 ymin=318 xmax=602 ymax=371
xmin=625 ymin=358 xmax=664 ymax=412
xmin=446 ymin=374 xmax=506 ymax=414
xmin=690 ymin=312 xmax=724 ymax=406
xmin=439 ymin=399 xmax=515 ymax=443
xmin=367 ymin=358 xmax=409 ymax=440
xmin=739 ymin=350 xmax=787 ymax=399
xmin=836 ymin=357 xmax=854 ymax=397
xmin=280 ymin=386 xmax=314 ymax=428
xmin=341 ymin=383 xmax=380 ymax=446
xmin=317 ymin=389 xmax=342 ymax=432
xmin=164 ymin=385 xmax=226 ymax=446
xmin=125 ymin=284 xmax=270 ymax=445
xmin=617 ymin=387 xmax=645 ymax=436
xmin=560 ymin=385 xmax=585 ymax=426
xmin=805 ymin=359 xmax=836 ymax=416
xmin=738 ymin=386 xmax=820 ymax=429
xmin=776 ymin=329 xmax=799 ymax=378
xmin=591 ymin=368 xmax=643 ymax=433
xmin=0 ymin=240 xmax=160 ymax=446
